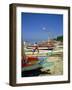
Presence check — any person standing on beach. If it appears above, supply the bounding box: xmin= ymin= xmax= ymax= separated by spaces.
xmin=32 ymin=42 xmax=39 ymax=55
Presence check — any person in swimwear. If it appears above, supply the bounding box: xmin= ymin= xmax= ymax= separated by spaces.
xmin=32 ymin=42 xmax=39 ymax=55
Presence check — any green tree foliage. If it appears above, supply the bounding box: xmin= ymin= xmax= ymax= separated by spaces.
xmin=53 ymin=36 xmax=63 ymax=41
xmin=57 ymin=36 xmax=63 ymax=41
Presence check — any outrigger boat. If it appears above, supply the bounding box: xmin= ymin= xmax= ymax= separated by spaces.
xmin=27 ymin=46 xmax=54 ymax=50
xmin=22 ymin=56 xmax=55 ymax=77
xmin=22 ymin=56 xmax=42 ymax=77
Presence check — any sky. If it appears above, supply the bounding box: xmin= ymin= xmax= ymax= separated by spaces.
xmin=21 ymin=12 xmax=63 ymax=43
